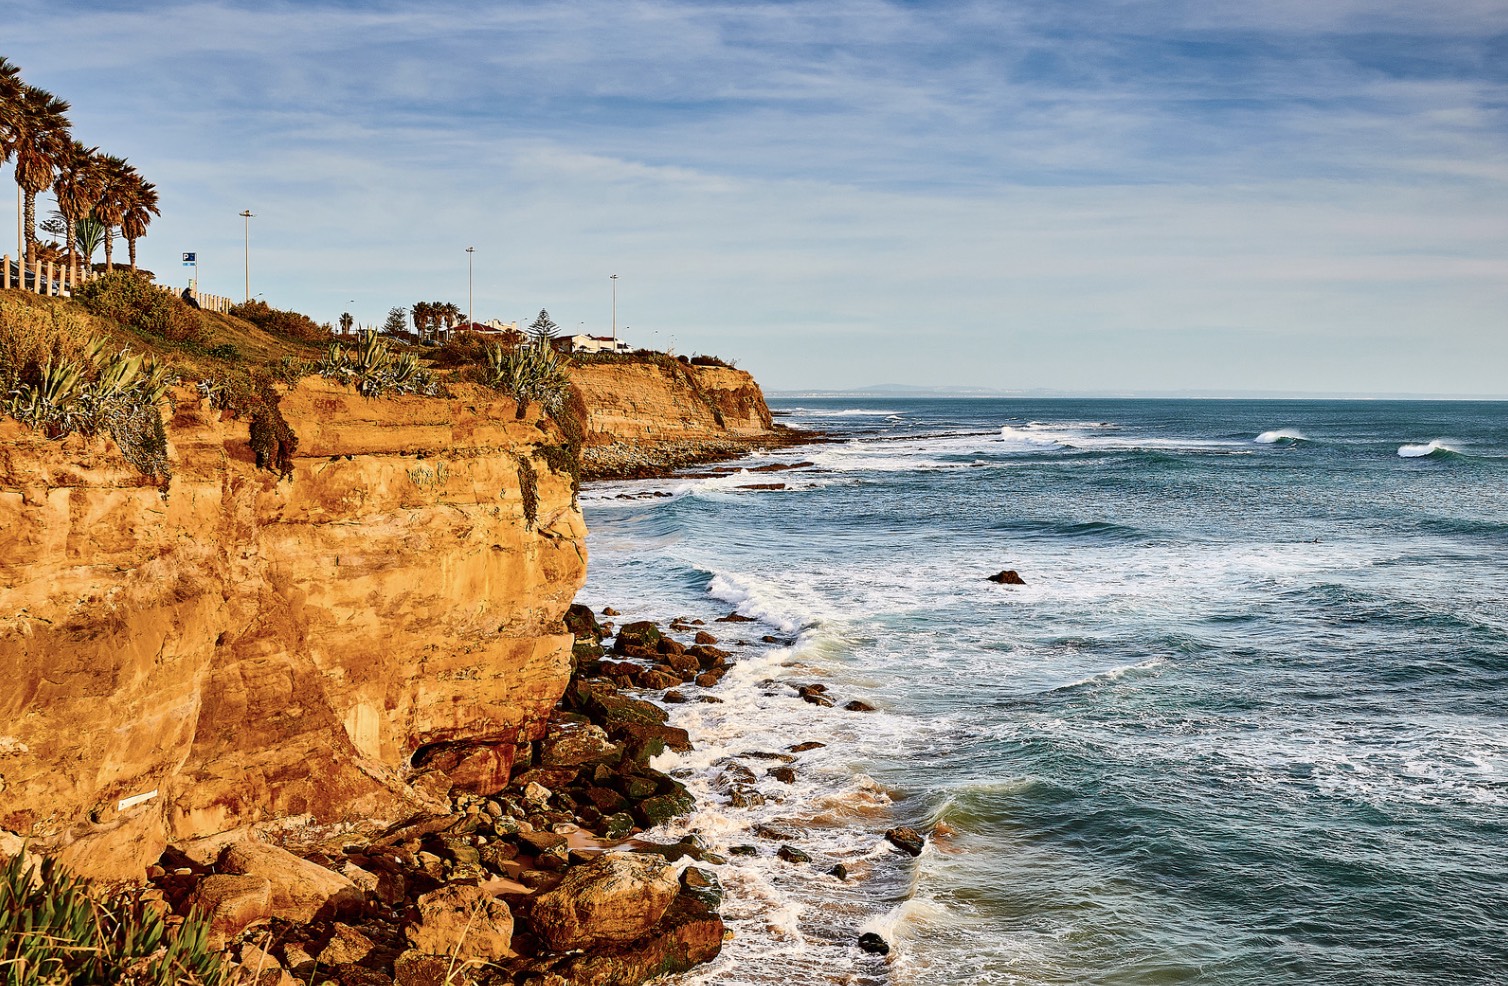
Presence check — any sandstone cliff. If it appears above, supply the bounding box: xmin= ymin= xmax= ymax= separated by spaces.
xmin=566 ymin=359 xmax=782 ymax=478
xmin=0 ymin=378 xmax=586 ymax=880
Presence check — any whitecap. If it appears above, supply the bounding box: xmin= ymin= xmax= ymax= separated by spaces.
xmin=1398 ymin=439 xmax=1462 ymax=459
xmin=1256 ymin=428 xmax=1308 ymax=444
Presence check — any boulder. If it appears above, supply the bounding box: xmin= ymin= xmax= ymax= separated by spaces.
xmin=715 ymin=612 xmax=754 ymax=622
xmin=189 ymin=873 xmax=272 ymax=947
xmin=789 ymin=741 xmax=825 ymax=752
xmin=526 ymin=852 xmax=679 ymax=951
xmin=405 ymin=884 xmax=515 ymax=961
xmin=393 ymin=949 xmax=481 ymax=986
xmin=565 ymin=603 xmax=604 ymax=641
xmin=540 ymin=722 xmax=619 ymax=768
xmin=612 ymin=621 xmax=663 ymax=654
xmin=219 ymin=842 xmax=362 ymax=923
xmin=858 ymin=932 xmax=890 ymax=955
xmin=543 ymin=894 xmax=724 ymax=986
xmin=988 ymin=569 xmax=1026 ymax=585
xmin=844 ymin=701 xmax=877 ymax=713
xmin=693 ymin=631 xmax=718 ymax=645
xmin=319 ymin=922 xmax=376 ymax=966
xmin=777 ymin=845 xmax=811 ymax=864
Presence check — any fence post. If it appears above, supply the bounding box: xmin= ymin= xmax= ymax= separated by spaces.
xmin=2 ymin=254 xmax=8 ymax=290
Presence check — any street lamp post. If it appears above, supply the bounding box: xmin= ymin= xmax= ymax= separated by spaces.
xmin=610 ymin=273 xmax=618 ymax=347
xmin=466 ymin=246 xmax=475 ymax=332
xmin=239 ymin=210 xmax=254 ymax=302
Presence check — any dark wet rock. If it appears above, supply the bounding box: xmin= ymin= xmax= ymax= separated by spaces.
xmin=613 ymin=722 xmax=692 ymax=767
xmin=698 ymin=695 xmax=724 ymax=704
xmin=715 ymin=612 xmax=755 ymax=622
xmin=743 ymin=751 xmax=797 ymax=763
xmin=761 ymin=635 xmax=779 ymax=643
xmin=694 ymin=672 xmax=723 ymax=688
xmin=663 ymin=689 xmax=689 ymax=703
xmin=635 ymin=788 xmax=697 ymax=828
xmin=636 ymin=668 xmax=682 ymax=690
xmin=754 ymin=821 xmax=805 ymax=841
xmin=828 ymin=863 xmax=849 ymax=880
xmin=728 ymin=844 xmax=759 ymax=857
xmin=693 ymin=631 xmax=719 ymax=645
xmin=844 ymin=700 xmax=877 ymax=713
xmin=712 ymin=760 xmax=757 ymax=790
xmin=566 ymin=603 xmax=605 ymax=641
xmin=776 ymin=845 xmax=811 ymax=864
xmin=603 ymin=812 xmax=636 ymax=839
xmin=796 ymin=682 xmax=828 ymax=694
xmin=858 ymin=932 xmax=890 ymax=955
xmin=663 ymin=651 xmax=701 ymax=677
xmin=885 ymin=826 xmax=926 ymax=857
xmin=988 ymin=569 xmax=1026 ymax=585
xmin=680 ymin=866 xmax=723 ymax=910
xmin=686 ymin=644 xmax=730 ymax=668
xmin=601 ymin=607 xmax=620 ymax=616
xmin=788 ymin=741 xmax=826 ymax=752
xmin=726 ymin=786 xmax=766 ymax=808
xmin=613 ymin=621 xmax=664 ymax=654
xmin=801 ymin=692 xmax=835 ymax=708
xmin=767 ymin=766 xmax=797 ymax=784
xmin=634 ymin=836 xmax=726 ymax=866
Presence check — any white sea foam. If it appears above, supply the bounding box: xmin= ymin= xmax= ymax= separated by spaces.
xmin=789 ymin=408 xmax=902 ymax=418
xmin=1398 ymin=439 xmax=1462 ymax=458
xmin=1256 ymin=428 xmax=1308 ymax=444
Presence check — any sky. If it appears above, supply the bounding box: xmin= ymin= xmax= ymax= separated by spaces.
xmin=4 ymin=0 xmax=1507 ymax=396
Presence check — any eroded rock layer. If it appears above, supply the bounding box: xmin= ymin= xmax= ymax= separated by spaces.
xmin=0 ymin=379 xmax=587 ymax=880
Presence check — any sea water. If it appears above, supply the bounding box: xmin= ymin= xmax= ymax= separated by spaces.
xmin=576 ymin=399 xmax=1508 ymax=986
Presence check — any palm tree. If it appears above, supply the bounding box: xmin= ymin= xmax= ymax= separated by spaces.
xmin=120 ymin=174 xmax=159 ymax=271
xmin=7 ymin=85 xmax=72 ymax=266
xmin=94 ymin=155 xmax=133 ymax=271
xmin=339 ymin=312 xmax=354 ymax=334
xmin=51 ymin=141 xmax=105 ymax=282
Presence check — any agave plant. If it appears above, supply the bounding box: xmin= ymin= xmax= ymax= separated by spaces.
xmin=482 ymin=332 xmax=569 ymax=417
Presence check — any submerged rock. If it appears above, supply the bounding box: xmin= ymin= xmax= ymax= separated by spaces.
xmin=858 ymin=932 xmax=890 ymax=955
xmin=987 ymin=569 xmax=1026 ymax=585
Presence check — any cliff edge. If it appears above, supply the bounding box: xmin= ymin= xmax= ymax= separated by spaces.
xmin=0 ymin=378 xmax=586 ymax=880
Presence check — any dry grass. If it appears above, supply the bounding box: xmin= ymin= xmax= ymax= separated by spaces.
xmin=0 ymin=289 xmax=104 ymax=375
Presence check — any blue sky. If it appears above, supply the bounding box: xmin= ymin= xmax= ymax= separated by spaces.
xmin=6 ymin=0 xmax=1507 ymax=395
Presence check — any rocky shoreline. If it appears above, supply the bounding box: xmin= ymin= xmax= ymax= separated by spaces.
xmin=580 ymin=425 xmax=824 ymax=481
xmin=147 ymin=599 xmax=920 ymax=986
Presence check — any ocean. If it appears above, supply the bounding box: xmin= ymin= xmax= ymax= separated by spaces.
xmin=575 ymin=398 xmax=1507 ymax=986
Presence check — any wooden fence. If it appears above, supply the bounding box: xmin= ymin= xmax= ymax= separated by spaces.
xmin=2 ymin=254 xmax=235 ymax=314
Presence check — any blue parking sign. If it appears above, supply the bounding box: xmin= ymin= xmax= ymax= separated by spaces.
xmin=182 ymin=252 xmax=196 ymax=265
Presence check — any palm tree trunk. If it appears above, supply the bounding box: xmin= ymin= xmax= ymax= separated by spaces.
xmin=127 ymin=237 xmax=137 ymax=271
xmin=104 ymin=227 xmax=114 ymax=271
xmin=64 ymin=215 xmax=77 ymax=284
xmin=22 ymin=190 xmax=36 ymax=266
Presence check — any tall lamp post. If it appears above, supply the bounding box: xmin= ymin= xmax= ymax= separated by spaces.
xmin=239 ymin=210 xmax=254 ymax=302
xmin=610 ymin=273 xmax=618 ymax=347
xmin=466 ymin=246 xmax=475 ymax=332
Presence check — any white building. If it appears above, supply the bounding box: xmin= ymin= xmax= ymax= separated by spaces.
xmin=562 ymin=334 xmax=633 ymax=354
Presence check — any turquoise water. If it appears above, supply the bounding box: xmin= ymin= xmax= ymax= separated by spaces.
xmin=578 ymin=399 xmax=1507 ymax=985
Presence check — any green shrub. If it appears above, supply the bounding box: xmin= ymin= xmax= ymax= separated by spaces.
xmin=73 ymin=271 xmax=204 ymax=344
xmin=0 ymin=851 xmax=227 ymax=985
xmin=228 ymin=299 xmax=328 ymax=343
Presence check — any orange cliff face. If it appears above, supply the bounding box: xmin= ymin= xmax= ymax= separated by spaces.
xmin=0 ymin=378 xmax=587 ymax=880
xmin=567 ymin=361 xmax=774 ymax=445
